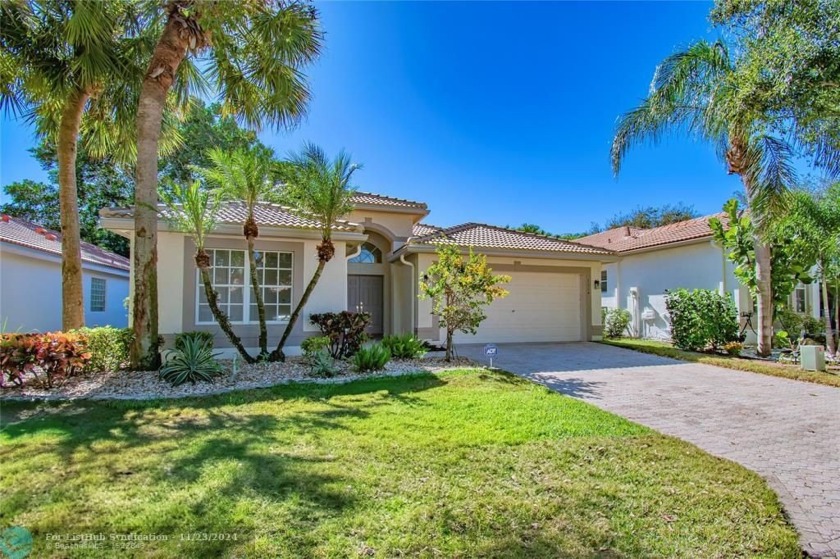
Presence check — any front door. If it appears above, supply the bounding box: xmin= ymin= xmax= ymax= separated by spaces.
xmin=348 ymin=275 xmax=384 ymax=335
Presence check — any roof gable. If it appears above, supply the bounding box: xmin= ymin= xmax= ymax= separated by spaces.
xmin=0 ymin=215 xmax=129 ymax=271
xmin=410 ymin=222 xmax=614 ymax=255
xmin=576 ymin=213 xmax=728 ymax=253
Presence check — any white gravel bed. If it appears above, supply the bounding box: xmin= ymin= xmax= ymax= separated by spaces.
xmin=0 ymin=354 xmax=477 ymax=402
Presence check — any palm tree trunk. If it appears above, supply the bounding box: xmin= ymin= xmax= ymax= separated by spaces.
xmin=130 ymin=14 xmax=190 ymax=369
xmin=198 ymin=265 xmax=255 ymax=364
xmin=820 ymin=263 xmax=835 ymax=356
xmin=270 ymin=259 xmax=326 ymax=361
xmin=753 ymin=240 xmax=774 ymax=356
xmin=834 ymin=280 xmax=839 ymax=349
xmin=57 ymin=87 xmax=90 ymax=331
xmin=246 ymin=235 xmax=268 ymax=357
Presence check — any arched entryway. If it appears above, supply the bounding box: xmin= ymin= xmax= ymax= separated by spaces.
xmin=347 ymin=231 xmax=390 ymax=336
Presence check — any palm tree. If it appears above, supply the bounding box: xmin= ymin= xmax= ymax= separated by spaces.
xmin=197 ymin=147 xmax=278 ymax=358
xmin=130 ymin=0 xmax=322 ymax=369
xmin=785 ymin=187 xmax=840 ymax=356
xmin=159 ymin=180 xmax=255 ymax=363
xmin=611 ymin=41 xmax=799 ymax=356
xmin=269 ymin=144 xmax=360 ymax=361
xmin=0 ymin=0 xmax=165 ymax=330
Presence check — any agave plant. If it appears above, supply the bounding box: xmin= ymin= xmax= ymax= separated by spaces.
xmin=159 ymin=337 xmax=223 ymax=386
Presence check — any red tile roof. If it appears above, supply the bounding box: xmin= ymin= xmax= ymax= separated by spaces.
xmin=101 ymin=201 xmax=362 ymax=232
xmin=350 ymin=192 xmax=427 ymax=210
xmin=0 ymin=215 xmax=129 ymax=271
xmin=576 ymin=213 xmax=728 ymax=253
xmin=409 ymin=222 xmax=615 ymax=255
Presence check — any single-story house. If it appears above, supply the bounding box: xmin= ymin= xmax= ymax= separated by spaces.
xmin=577 ymin=214 xmax=820 ymax=341
xmin=0 ymin=215 xmax=130 ymax=332
xmin=101 ymin=192 xmax=617 ymax=356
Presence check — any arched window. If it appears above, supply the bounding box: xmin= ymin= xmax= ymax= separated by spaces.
xmin=349 ymin=242 xmax=382 ymax=264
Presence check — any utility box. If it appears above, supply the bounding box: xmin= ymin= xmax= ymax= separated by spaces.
xmin=800 ymin=345 xmax=826 ymax=372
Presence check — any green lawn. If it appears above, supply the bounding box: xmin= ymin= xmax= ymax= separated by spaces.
xmin=601 ymin=337 xmax=840 ymax=388
xmin=1 ymin=369 xmax=799 ymax=558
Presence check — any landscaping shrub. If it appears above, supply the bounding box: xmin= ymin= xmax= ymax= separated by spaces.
xmin=309 ymin=311 xmax=371 ymax=358
xmin=723 ymin=341 xmax=743 ymax=356
xmin=381 ymin=333 xmax=426 ymax=359
xmin=175 ymin=331 xmax=214 ymax=351
xmin=76 ymin=327 xmax=133 ymax=373
xmin=603 ymin=308 xmax=631 ymax=338
xmin=0 ymin=332 xmax=91 ymax=388
xmin=301 ymin=335 xmax=331 ymax=358
xmin=159 ymin=337 xmax=223 ymax=386
xmin=665 ymin=288 xmax=740 ymax=351
xmin=352 ymin=343 xmax=391 ymax=373
xmin=308 ymin=350 xmax=338 ymax=377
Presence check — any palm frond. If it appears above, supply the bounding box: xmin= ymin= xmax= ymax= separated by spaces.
xmin=159 ymin=179 xmax=221 ymax=251
xmin=744 ymin=134 xmax=798 ymax=230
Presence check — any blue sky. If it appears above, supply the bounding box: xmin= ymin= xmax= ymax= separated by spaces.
xmin=0 ymin=1 xmax=745 ymax=234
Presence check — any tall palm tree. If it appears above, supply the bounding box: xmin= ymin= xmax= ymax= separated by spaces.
xmin=0 ymin=0 xmax=165 ymax=330
xmin=159 ymin=180 xmax=255 ymax=363
xmin=269 ymin=144 xmax=360 ymax=361
xmin=611 ymin=41 xmax=799 ymax=356
xmin=197 ymin=147 xmax=278 ymax=358
xmin=131 ymin=0 xmax=322 ymax=369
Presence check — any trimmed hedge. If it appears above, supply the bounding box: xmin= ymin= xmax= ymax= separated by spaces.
xmin=75 ymin=327 xmax=133 ymax=373
xmin=665 ymin=288 xmax=740 ymax=351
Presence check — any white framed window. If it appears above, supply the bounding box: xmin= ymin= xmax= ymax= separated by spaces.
xmin=196 ymin=249 xmax=292 ymax=325
xmin=794 ymin=284 xmax=807 ymax=314
xmin=600 ymin=270 xmax=608 ymax=293
xmin=90 ymin=277 xmax=106 ymax=312
xmin=349 ymin=242 xmax=382 ymax=264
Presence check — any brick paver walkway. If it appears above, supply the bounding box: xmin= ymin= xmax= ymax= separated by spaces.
xmin=456 ymin=342 xmax=840 ymax=558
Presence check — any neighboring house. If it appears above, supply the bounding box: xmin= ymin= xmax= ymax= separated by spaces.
xmin=0 ymin=215 xmax=130 ymax=332
xmin=101 ymin=193 xmax=617 ymax=356
xmin=577 ymin=214 xmax=820 ymax=341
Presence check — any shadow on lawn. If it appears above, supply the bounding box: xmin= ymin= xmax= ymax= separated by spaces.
xmin=0 ymin=375 xmax=453 ymax=556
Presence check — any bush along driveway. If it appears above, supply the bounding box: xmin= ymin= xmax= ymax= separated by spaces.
xmin=0 ymin=369 xmax=798 ymax=558
xmin=455 ymin=342 xmax=840 ymax=558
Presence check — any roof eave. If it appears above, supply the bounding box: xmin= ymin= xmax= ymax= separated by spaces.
xmin=100 ymin=216 xmax=368 ymax=242
xmin=351 ymin=204 xmax=430 ymax=218
xmin=391 ymin=243 xmax=619 ymax=263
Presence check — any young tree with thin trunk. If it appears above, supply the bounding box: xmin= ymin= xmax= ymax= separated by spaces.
xmin=131 ymin=0 xmax=322 ymax=369
xmin=197 ymin=147 xmax=278 ymax=358
xmin=269 ymin=144 xmax=360 ymax=362
xmin=159 ymin=180 xmax=255 ymax=363
xmin=419 ymin=246 xmax=511 ymax=361
xmin=0 ymin=0 xmax=163 ymax=331
xmin=612 ymin=41 xmax=801 ymax=356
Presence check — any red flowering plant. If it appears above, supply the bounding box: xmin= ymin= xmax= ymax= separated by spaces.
xmin=0 ymin=332 xmax=91 ymax=388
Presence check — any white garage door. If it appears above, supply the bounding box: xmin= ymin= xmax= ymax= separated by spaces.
xmin=453 ymin=271 xmax=583 ymax=344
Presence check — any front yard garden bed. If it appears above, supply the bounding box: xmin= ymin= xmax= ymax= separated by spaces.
xmin=0 ymin=369 xmax=799 ymax=558
xmin=602 ymin=338 xmax=840 ymax=388
xmin=0 ymin=355 xmax=469 ymax=401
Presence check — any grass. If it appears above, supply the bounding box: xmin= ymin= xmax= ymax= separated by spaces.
xmin=601 ymin=337 xmax=840 ymax=388
xmin=0 ymin=369 xmax=799 ymax=558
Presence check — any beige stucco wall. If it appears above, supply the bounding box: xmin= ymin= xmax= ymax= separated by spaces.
xmin=346 ymin=210 xmax=417 ymax=240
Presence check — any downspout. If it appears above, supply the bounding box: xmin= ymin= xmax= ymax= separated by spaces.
xmin=399 ymin=253 xmax=415 ymax=335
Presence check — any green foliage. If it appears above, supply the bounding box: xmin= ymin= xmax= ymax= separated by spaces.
xmin=603 ymin=203 xmax=699 ymax=231
xmin=381 ymin=334 xmax=427 ymax=360
xmin=723 ymin=341 xmax=743 ymax=356
xmin=0 ymin=332 xmax=91 ymax=388
xmin=665 ymin=289 xmax=740 ymax=351
xmin=175 ymin=331 xmax=214 ymax=352
xmin=419 ymin=246 xmax=511 ymax=360
xmin=75 ymin=327 xmax=132 ymax=373
xmin=710 ymin=199 xmax=815 ymax=309
xmin=309 ymin=312 xmax=371 ymax=359
xmin=603 ymin=308 xmax=632 ymax=339
xmin=301 ymin=336 xmax=331 ymax=357
xmin=351 ymin=343 xmax=391 ymax=373
xmin=308 ymin=350 xmax=338 ymax=378
xmin=159 ymin=338 xmax=223 ymax=386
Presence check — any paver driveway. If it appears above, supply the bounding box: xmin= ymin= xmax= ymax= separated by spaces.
xmin=456 ymin=342 xmax=840 ymax=558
